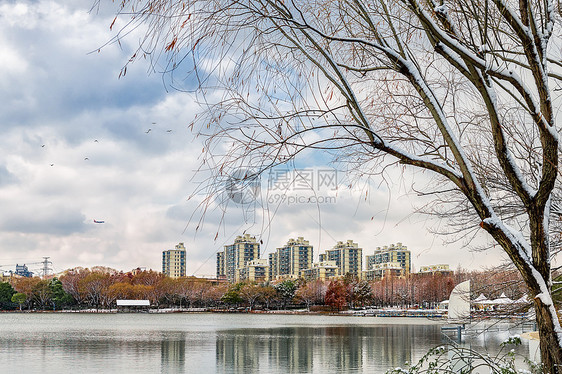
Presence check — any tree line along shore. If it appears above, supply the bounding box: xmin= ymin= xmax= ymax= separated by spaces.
xmin=0 ymin=266 xmax=541 ymax=312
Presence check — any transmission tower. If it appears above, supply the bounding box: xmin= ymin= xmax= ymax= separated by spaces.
xmin=41 ymin=257 xmax=53 ymax=278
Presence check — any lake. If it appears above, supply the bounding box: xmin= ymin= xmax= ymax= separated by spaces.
xmin=0 ymin=313 xmax=532 ymax=373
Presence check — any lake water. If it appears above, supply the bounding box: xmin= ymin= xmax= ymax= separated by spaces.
xmin=0 ymin=313 xmax=531 ymax=373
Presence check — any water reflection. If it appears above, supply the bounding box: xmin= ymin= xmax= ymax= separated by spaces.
xmin=215 ymin=325 xmax=443 ymax=373
xmin=0 ymin=314 xmax=530 ymax=374
xmin=161 ymin=339 xmax=185 ymax=373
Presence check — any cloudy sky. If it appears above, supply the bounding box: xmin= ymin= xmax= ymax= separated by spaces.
xmin=0 ymin=0 xmax=508 ymax=277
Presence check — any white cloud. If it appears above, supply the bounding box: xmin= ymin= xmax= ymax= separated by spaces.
xmin=0 ymin=39 xmax=28 ymax=76
xmin=0 ymin=0 xmax=506 ymax=277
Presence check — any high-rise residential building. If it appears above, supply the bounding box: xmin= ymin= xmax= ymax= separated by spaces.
xmin=366 ymin=242 xmax=411 ymax=275
xmin=216 ymin=251 xmax=226 ymax=281
xmin=162 ymin=243 xmax=187 ymax=278
xmin=302 ymin=260 xmax=339 ymax=281
xmin=216 ymin=234 xmax=260 ymax=283
xmin=269 ymin=237 xmax=314 ymax=280
xmin=362 ymin=262 xmax=405 ymax=281
xmin=319 ymin=240 xmax=363 ymax=278
xmin=236 ymin=259 xmax=270 ymax=283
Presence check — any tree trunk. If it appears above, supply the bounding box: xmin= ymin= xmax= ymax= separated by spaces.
xmin=535 ymin=299 xmax=562 ymax=373
xmin=483 ymin=211 xmax=562 ymax=372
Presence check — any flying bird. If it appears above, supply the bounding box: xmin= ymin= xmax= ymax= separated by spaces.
xmin=145 ymin=129 xmax=151 ymax=134
xmin=166 ymin=129 xmax=172 ymax=133
xmin=84 ymin=157 xmax=89 ymax=160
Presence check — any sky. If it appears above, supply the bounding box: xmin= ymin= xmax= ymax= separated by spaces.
xmin=0 ymin=0 xmax=508 ymax=277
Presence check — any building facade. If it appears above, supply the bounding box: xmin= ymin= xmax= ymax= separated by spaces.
xmin=302 ymin=260 xmax=339 ymax=281
xmin=269 ymin=237 xmax=314 ymax=280
xmin=418 ymin=264 xmax=452 ymax=275
xmin=216 ymin=234 xmax=260 ymax=283
xmin=236 ymin=259 xmax=270 ymax=283
xmin=15 ymin=264 xmax=33 ymax=277
xmin=319 ymin=240 xmax=363 ymax=278
xmin=366 ymin=242 xmax=411 ymax=275
xmin=162 ymin=243 xmax=187 ymax=278
xmin=362 ymin=262 xmax=405 ymax=281
xmin=216 ymin=251 xmax=226 ymax=281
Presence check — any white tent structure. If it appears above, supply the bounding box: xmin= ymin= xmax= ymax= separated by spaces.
xmin=474 ymin=294 xmax=488 ymax=303
xmin=438 ymin=300 xmax=449 ymax=310
xmin=491 ymin=292 xmax=513 ymax=305
xmin=472 ymin=293 xmax=530 ymax=312
xmin=472 ymin=293 xmax=492 ymax=310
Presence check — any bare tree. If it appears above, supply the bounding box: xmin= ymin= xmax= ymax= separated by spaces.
xmin=60 ymin=267 xmax=90 ymax=305
xmin=295 ymin=279 xmax=327 ymax=310
xmin=176 ymin=278 xmax=207 ymax=307
xmin=239 ymin=282 xmax=262 ymax=310
xmin=104 ymin=0 xmax=562 ymax=368
xmin=78 ymin=272 xmax=109 ymax=310
xmin=31 ymin=279 xmax=53 ymax=309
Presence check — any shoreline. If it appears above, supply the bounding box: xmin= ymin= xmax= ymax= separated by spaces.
xmin=1 ymin=308 xmax=443 ymax=316
xmin=3 ymin=308 xmax=531 ymax=321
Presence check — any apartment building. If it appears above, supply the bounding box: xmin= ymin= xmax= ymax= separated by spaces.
xmin=366 ymin=242 xmax=411 ymax=275
xmin=302 ymin=260 xmax=339 ymax=281
xmin=236 ymin=258 xmax=270 ymax=283
xmin=362 ymin=262 xmax=405 ymax=281
xmin=162 ymin=242 xmax=187 ymax=278
xmin=269 ymin=237 xmax=314 ymax=280
xmin=418 ymin=264 xmax=452 ymax=275
xmin=216 ymin=234 xmax=260 ymax=283
xmin=318 ymin=240 xmax=363 ymax=278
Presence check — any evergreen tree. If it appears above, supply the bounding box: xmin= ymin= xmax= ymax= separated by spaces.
xmin=0 ymin=282 xmax=16 ymax=310
xmin=50 ymin=278 xmax=75 ymax=309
